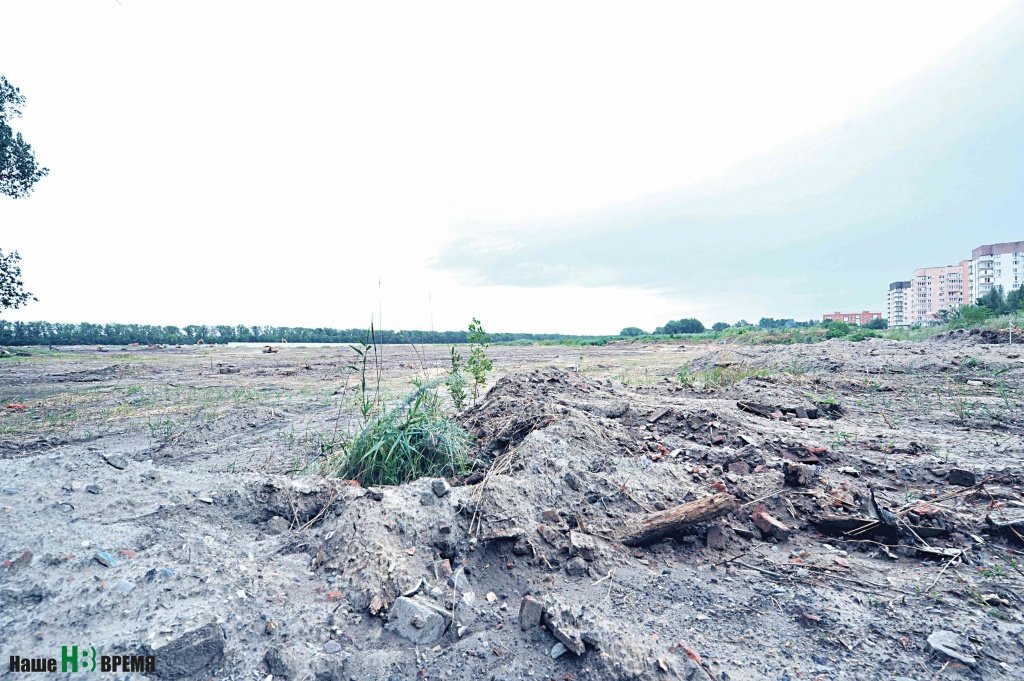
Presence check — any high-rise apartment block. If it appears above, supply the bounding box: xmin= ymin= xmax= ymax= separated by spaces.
xmin=970 ymin=241 xmax=1024 ymax=303
xmin=884 ymin=240 xmax=1022 ymax=327
xmin=909 ymin=260 xmax=970 ymax=326
xmin=886 ymin=281 xmax=910 ymax=327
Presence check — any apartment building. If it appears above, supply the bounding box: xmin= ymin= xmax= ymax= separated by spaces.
xmin=822 ymin=311 xmax=882 ymax=326
xmin=970 ymin=241 xmax=1024 ymax=302
xmin=909 ymin=260 xmax=970 ymax=325
xmin=886 ymin=280 xmax=911 ymax=327
xmin=883 ymin=240 xmax=1023 ymax=326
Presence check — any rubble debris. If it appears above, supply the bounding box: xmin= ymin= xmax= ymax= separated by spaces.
xmin=565 ymin=556 xmax=588 ymax=576
xmin=946 ymin=468 xmax=977 ymax=487
xmin=986 ymin=508 xmax=1024 ymax=543
xmin=100 ymin=452 xmax=128 ymax=470
xmin=431 ymin=479 xmax=450 ymax=498
xmin=3 ymin=340 xmax=1023 ymax=680
xmin=448 ymin=566 xmax=470 ymax=591
xmin=705 ymin=523 xmax=727 ymax=550
xmin=148 ymin=623 xmax=225 ymax=680
xmin=385 ymin=596 xmax=449 ymax=645
xmin=648 ymin=407 xmax=672 ymax=423
xmin=519 ymin=595 xmax=544 ymax=630
xmin=263 ymin=647 xmax=295 ymax=680
xmin=926 ymin=629 xmax=977 ymax=667
xmin=544 ymin=612 xmax=586 ymax=656
xmin=93 ymin=550 xmax=118 ymax=568
xmin=783 ymin=461 xmax=816 ymax=486
xmin=568 ymin=530 xmax=600 ymax=561
xmin=815 ymin=515 xmax=896 ymax=543
xmin=604 ymin=401 xmax=629 ymax=418
xmin=736 ymin=401 xmax=781 ymax=419
xmin=621 ymin=493 xmax=737 ymax=546
xmin=752 ymin=508 xmax=790 ymax=540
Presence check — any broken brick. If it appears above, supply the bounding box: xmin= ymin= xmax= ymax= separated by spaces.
xmin=752 ymin=508 xmax=790 ymax=540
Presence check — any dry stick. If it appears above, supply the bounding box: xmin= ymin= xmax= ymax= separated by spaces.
xmin=468 ymin=444 xmax=517 ymax=536
xmin=893 ymin=479 xmax=992 ymax=517
xmin=925 ymin=551 xmax=963 ymax=593
xmin=739 ymin=487 xmax=789 ymax=508
xmin=713 ymin=550 xmax=749 ymax=567
xmin=929 ymin=661 xmax=950 ymax=681
xmin=298 ymin=485 xmax=342 ymax=531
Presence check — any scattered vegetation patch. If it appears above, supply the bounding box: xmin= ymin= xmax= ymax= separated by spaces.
xmin=678 ymin=363 xmax=774 ymax=389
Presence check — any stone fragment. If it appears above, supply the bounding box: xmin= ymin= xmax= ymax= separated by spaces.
xmin=568 ymin=531 xmax=600 ymax=561
xmin=431 ymin=479 xmax=450 ymax=497
xmin=432 ymin=559 xmax=453 ymax=581
xmin=705 ymin=523 xmax=727 ymax=551
xmin=112 ymin=579 xmax=136 ymax=594
xmin=946 ymin=468 xmax=976 ymax=487
xmin=150 ymin=623 xmax=225 ymax=680
xmin=549 ymin=623 xmax=585 ymax=655
xmin=519 ymin=595 xmax=544 ymax=630
xmin=265 ymin=516 xmax=290 ymax=535
xmin=447 ymin=566 xmax=469 ymax=591
xmin=263 ymin=647 xmax=295 ymax=680
xmin=94 ymin=550 xmax=118 ymax=567
xmin=783 ymin=461 xmax=815 ymax=487
xmin=323 ymin=640 xmax=343 ymax=654
xmin=544 ymin=611 xmax=586 ymax=655
xmin=726 ymin=461 xmax=750 ymax=475
xmin=6 ymin=550 xmax=32 ymax=571
xmin=551 ymin=642 xmax=568 ymax=658
xmin=927 ymin=629 xmax=976 ymax=667
xmin=604 ymin=401 xmax=629 ymax=419
xmin=565 ymin=557 xmax=588 ymax=577
xmin=385 ymin=596 xmax=448 ymax=645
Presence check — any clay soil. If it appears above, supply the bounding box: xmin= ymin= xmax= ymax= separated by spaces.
xmin=1 ymin=338 xmax=1022 ymax=680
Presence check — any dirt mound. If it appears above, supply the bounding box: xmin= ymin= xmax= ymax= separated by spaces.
xmin=935 ymin=327 xmax=1023 ymax=345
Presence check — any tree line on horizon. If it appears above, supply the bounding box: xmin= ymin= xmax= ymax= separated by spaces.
xmin=621 ymin=316 xmax=827 ymax=336
xmin=0 ymin=320 xmax=584 ymax=347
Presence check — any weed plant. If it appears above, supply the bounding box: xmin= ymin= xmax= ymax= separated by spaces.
xmin=321 ymin=325 xmax=474 ymax=486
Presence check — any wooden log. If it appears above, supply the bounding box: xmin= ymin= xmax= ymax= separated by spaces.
xmin=620 ymin=493 xmax=737 ymax=546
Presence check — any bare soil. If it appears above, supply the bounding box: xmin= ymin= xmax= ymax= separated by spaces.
xmin=0 ymin=338 xmax=1022 ymax=680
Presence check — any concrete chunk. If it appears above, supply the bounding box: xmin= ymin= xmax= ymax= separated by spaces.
xmin=519 ymin=595 xmax=544 ymax=630
xmin=386 ymin=596 xmax=448 ymax=645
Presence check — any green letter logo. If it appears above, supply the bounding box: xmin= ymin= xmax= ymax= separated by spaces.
xmin=61 ymin=646 xmax=78 ymax=673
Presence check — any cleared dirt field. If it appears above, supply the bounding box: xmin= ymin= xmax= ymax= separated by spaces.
xmin=1 ymin=338 xmax=1022 ymax=680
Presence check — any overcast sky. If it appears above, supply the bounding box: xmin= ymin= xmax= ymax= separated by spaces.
xmin=2 ymin=1 xmax=1022 ymax=334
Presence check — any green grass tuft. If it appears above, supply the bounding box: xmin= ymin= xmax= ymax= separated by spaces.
xmin=322 ymin=380 xmax=473 ymax=486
